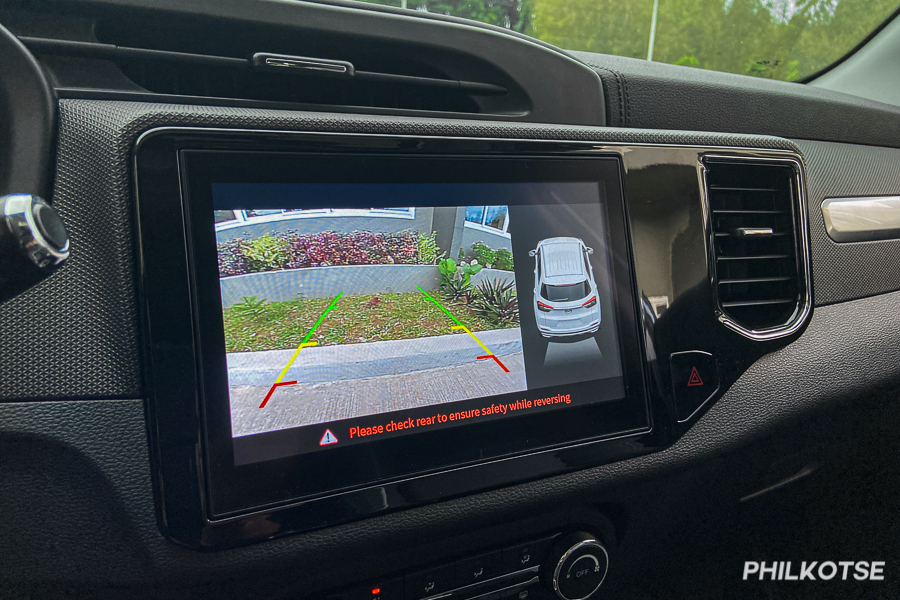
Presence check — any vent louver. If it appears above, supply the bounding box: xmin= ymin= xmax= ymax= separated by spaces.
xmin=704 ymin=158 xmax=809 ymax=338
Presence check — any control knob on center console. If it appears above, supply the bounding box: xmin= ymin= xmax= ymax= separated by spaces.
xmin=543 ymin=532 xmax=608 ymax=600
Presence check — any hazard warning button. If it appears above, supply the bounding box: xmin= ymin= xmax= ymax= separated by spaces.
xmin=670 ymin=351 xmax=719 ymax=421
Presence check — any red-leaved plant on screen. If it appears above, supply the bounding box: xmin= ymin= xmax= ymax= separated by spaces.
xmin=218 ymin=230 xmax=429 ymax=277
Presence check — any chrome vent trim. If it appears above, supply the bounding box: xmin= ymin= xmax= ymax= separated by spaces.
xmin=701 ymin=154 xmax=812 ymax=341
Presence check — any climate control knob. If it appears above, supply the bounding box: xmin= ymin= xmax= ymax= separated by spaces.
xmin=544 ymin=532 xmax=609 ymax=600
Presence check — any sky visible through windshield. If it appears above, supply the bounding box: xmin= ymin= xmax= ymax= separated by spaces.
xmin=356 ymin=0 xmax=899 ymax=81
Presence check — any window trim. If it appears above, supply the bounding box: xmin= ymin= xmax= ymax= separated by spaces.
xmin=463 ymin=205 xmax=511 ymax=237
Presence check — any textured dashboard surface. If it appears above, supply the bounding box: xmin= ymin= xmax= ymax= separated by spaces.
xmin=0 ymin=289 xmax=898 ymax=593
xmin=569 ymin=50 xmax=900 ymax=148
xmin=0 ymin=103 xmax=142 ymax=400
xmin=795 ymin=139 xmax=900 ymax=305
xmin=0 ymin=99 xmax=800 ymax=401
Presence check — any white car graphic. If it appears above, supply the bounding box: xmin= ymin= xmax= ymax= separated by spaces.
xmin=529 ymin=237 xmax=601 ymax=338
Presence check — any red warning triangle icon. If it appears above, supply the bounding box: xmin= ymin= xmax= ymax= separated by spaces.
xmin=687 ymin=366 xmax=704 ymax=387
xmin=319 ymin=429 xmax=338 ymax=446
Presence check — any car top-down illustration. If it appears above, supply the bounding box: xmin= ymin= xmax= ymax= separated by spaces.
xmin=529 ymin=237 xmax=600 ymax=337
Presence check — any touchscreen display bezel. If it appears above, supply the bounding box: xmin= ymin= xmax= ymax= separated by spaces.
xmin=182 ymin=149 xmax=648 ymax=516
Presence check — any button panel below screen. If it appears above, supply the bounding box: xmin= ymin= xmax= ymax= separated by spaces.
xmin=338 ymin=535 xmax=556 ymax=600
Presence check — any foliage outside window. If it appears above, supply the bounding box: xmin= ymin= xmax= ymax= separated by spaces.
xmin=355 ymin=0 xmax=900 ymax=81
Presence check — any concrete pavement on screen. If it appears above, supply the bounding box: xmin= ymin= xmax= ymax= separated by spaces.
xmin=228 ymin=328 xmax=525 ymax=436
xmin=226 ymin=328 xmax=521 ymax=386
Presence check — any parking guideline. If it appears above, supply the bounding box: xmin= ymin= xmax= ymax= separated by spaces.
xmin=417 ymin=286 xmax=509 ymax=373
xmin=258 ymin=291 xmax=344 ymax=408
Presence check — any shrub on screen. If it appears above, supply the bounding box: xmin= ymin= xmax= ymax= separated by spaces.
xmin=494 ymin=248 xmax=514 ymax=271
xmin=218 ymin=229 xmax=439 ymax=276
xmin=471 ymin=241 xmax=514 ymax=271
xmin=417 ymin=231 xmax=445 ymax=265
xmin=233 ymin=296 xmax=269 ymax=318
xmin=437 ymin=258 xmax=482 ymax=301
xmin=473 ymin=279 xmax=519 ymax=325
xmin=472 ymin=241 xmax=498 ymax=268
xmin=217 ymin=238 xmax=251 ymax=276
xmin=245 ymin=235 xmax=290 ymax=272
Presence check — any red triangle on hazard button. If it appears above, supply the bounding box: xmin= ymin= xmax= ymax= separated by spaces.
xmin=319 ymin=429 xmax=338 ymax=446
xmin=687 ymin=366 xmax=704 ymax=387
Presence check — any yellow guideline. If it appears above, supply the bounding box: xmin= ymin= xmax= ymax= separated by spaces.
xmin=451 ymin=324 xmax=494 ymax=356
xmin=274 ymin=341 xmax=318 ymax=383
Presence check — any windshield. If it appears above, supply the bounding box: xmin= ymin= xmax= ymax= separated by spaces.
xmin=357 ymin=0 xmax=900 ymax=81
xmin=543 ymin=281 xmax=590 ymax=302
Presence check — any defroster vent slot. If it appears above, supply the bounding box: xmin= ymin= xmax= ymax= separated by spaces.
xmin=19 ymin=37 xmax=508 ymax=114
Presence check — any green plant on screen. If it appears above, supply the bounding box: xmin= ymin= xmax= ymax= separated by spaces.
xmin=473 ymin=279 xmax=519 ymax=325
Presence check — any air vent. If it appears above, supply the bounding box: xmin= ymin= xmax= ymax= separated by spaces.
xmin=704 ymin=158 xmax=809 ymax=338
xmin=18 ymin=37 xmax=511 ymax=115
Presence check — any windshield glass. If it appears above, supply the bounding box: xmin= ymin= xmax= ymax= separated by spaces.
xmin=357 ymin=0 xmax=899 ymax=81
xmin=543 ymin=281 xmax=590 ymax=302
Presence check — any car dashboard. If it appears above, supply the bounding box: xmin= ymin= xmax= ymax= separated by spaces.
xmin=0 ymin=1 xmax=899 ymax=599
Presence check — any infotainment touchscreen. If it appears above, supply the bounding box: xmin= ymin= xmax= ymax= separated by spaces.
xmin=211 ymin=182 xmax=627 ymax=465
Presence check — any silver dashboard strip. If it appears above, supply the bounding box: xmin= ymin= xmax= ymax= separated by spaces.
xmin=264 ymin=57 xmax=348 ymax=73
xmin=821 ymin=195 xmax=900 ymax=242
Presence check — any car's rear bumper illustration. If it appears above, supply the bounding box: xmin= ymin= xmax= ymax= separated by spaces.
xmin=537 ymin=320 xmax=600 ymax=338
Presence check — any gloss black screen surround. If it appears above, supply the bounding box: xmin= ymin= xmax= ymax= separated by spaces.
xmin=137 ymin=131 xmax=651 ymax=532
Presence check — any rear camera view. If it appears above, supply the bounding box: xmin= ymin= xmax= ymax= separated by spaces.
xmin=212 ymin=182 xmax=623 ymax=458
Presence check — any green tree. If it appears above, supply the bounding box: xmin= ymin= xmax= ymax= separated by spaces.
xmin=526 ymin=0 xmax=898 ymax=81
xmin=358 ymin=0 xmax=900 ymax=82
xmin=359 ymin=0 xmax=533 ymax=32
